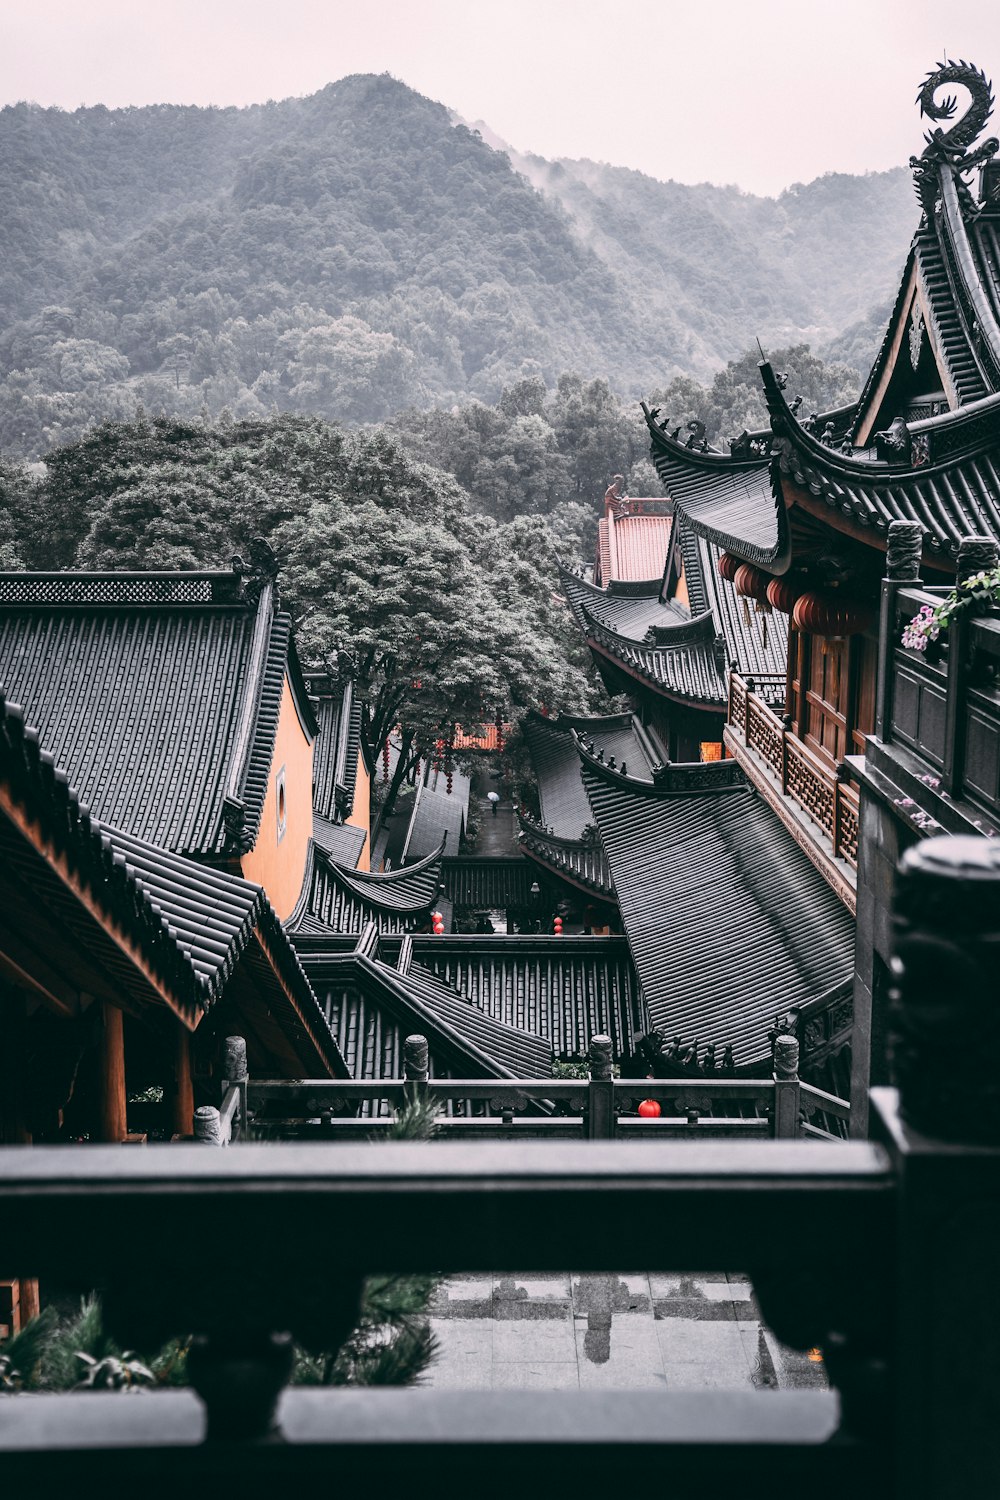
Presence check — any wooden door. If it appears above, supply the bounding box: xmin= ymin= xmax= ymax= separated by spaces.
xmin=804 ymin=637 xmax=850 ymax=763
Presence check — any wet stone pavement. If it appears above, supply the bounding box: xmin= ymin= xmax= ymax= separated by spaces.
xmin=425 ymin=1273 xmax=827 ymax=1392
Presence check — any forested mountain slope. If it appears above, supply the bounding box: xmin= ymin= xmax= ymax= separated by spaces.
xmin=0 ymin=73 xmax=916 ymax=457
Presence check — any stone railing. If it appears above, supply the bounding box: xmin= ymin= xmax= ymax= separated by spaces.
xmin=2 ymin=837 xmax=998 ymax=1495
xmin=241 ymin=1033 xmax=827 ymax=1141
xmin=728 ymin=671 xmax=860 ymax=869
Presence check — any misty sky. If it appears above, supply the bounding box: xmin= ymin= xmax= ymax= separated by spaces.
xmin=4 ymin=0 xmax=1000 ymax=195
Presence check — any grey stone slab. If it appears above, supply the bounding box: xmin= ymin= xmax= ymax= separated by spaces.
xmin=491 ymin=1361 xmax=580 ymax=1390
xmin=424 ymin=1356 xmax=495 ymax=1391
xmin=575 ymin=1313 xmax=666 ymax=1389
xmin=493 ymin=1318 xmax=576 ymax=1364
xmin=656 ymin=1318 xmax=754 ymax=1376
xmin=428 ymin=1318 xmax=494 ymax=1361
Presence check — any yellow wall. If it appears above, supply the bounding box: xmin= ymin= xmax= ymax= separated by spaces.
xmin=241 ymin=674 xmax=314 ymax=920
xmin=348 ymin=748 xmax=371 ymax=871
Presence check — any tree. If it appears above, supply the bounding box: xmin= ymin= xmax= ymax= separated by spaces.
xmin=276 ymin=496 xmax=596 ymax=819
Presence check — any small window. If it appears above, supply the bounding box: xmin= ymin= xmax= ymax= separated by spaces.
xmin=275 ymin=765 xmax=287 ymax=842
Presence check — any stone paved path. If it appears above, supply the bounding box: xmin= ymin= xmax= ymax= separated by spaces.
xmin=425 ymin=1272 xmax=827 ymax=1392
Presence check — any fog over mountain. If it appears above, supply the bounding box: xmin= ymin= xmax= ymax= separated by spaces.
xmin=0 ymin=72 xmax=916 ymax=458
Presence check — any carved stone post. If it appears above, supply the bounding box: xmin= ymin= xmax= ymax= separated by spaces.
xmin=874 ymin=834 xmax=1000 ymax=1499
xmin=875 ymin=520 xmax=923 ymax=739
xmin=222 ymin=1034 xmax=248 ymax=1143
xmin=771 ymin=1033 xmax=801 ymax=1139
xmin=193 ymin=1105 xmax=226 ymax=1145
xmin=404 ymin=1033 xmax=429 ymax=1107
xmin=587 ymin=1034 xmax=615 ymax=1140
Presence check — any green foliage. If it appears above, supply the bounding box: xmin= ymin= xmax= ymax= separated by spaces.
xmin=0 ymin=77 xmax=914 ymax=460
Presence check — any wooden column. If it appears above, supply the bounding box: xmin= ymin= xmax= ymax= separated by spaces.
xmin=173 ymin=1023 xmax=194 ymax=1138
xmin=97 ymin=1001 xmax=127 ymax=1143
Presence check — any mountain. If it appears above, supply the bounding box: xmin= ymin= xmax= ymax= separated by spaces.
xmin=0 ymin=74 xmax=918 ymax=458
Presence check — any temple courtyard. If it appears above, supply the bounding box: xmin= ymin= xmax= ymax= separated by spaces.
xmin=425 ymin=1272 xmax=827 ymax=1392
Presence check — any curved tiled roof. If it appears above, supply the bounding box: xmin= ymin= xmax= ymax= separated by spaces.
xmin=311 ymin=813 xmax=367 ymax=867
xmin=646 ymin=363 xmax=1000 ymax=572
xmin=309 ymin=676 xmax=362 ymax=823
xmin=395 ymin=960 xmax=552 ymax=1077
xmin=0 ymin=571 xmax=304 ymax=856
xmin=290 ymin=841 xmax=444 ymax=935
xmin=301 ymin=934 xmax=551 ymax=1080
xmin=585 ymin=617 xmax=726 ymax=707
xmin=559 ymin=567 xmax=688 ymax=641
xmin=763 ymin=364 xmax=1000 ymax=561
xmin=517 ymin=815 xmax=614 ymax=898
xmin=643 ymin=421 xmax=788 ymax=571
xmin=520 ymin=712 xmax=665 ymax=898
xmin=580 ymin=751 xmax=855 ymax=1068
xmin=0 ymin=690 xmax=345 ymax=1076
xmin=409 ymin=934 xmax=643 ymax=1062
xmin=526 ymin=712 xmax=657 ymax=839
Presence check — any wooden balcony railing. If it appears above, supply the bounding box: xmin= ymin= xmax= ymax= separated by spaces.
xmin=728 ymin=671 xmax=859 ymax=869
xmin=881 ymin=583 xmax=1000 ymax=825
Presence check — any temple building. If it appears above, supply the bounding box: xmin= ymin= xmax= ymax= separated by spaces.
xmin=634 ymin=58 xmax=1000 ymax=1119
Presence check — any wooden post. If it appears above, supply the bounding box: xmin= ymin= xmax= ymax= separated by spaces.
xmin=172 ymin=1024 xmax=194 ymax=1139
xmin=877 ymin=834 xmax=1000 ymax=1499
xmin=587 ymin=1035 xmax=614 ymax=1141
xmin=97 ymin=1002 xmax=127 ymax=1143
xmin=222 ymin=1035 xmax=248 ymax=1142
xmin=780 ymin=716 xmax=791 ymax=795
xmin=876 ymin=520 xmax=923 ymax=740
xmin=772 ymin=1034 xmax=800 ymax=1139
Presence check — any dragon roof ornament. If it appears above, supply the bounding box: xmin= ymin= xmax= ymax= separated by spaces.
xmin=910 ymin=58 xmax=998 ymax=215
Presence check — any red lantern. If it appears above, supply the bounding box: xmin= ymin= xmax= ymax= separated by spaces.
xmin=733 ymin=562 xmax=771 ymax=604
xmin=553 ymin=916 xmax=564 ymax=935
xmin=638 ymin=1099 xmax=661 ymax=1118
xmin=717 ymin=552 xmax=740 ymax=583
xmin=382 ymin=739 xmax=390 ymax=782
xmin=766 ymin=576 xmax=799 ymax=614
xmin=792 ymin=591 xmax=875 ymax=638
xmin=446 ymin=770 xmax=453 ymax=795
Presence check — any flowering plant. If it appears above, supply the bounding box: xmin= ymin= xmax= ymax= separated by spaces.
xmin=901 ymin=566 xmax=1000 ymax=652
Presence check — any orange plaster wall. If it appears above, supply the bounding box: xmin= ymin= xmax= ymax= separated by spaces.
xmin=348 ymin=749 xmax=371 ymax=872
xmin=673 ymin=564 xmax=690 ymax=609
xmin=241 ymin=674 xmax=314 ymax=920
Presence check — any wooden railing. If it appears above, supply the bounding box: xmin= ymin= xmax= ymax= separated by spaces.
xmin=883 ymin=583 xmax=1000 ymax=825
xmin=728 ymin=671 xmax=860 ymax=869
xmin=222 ymin=1033 xmax=838 ymax=1141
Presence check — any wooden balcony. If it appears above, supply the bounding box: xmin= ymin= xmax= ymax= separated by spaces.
xmin=726 ymin=672 xmax=859 ymax=911
xmin=875 ymin=585 xmax=1000 ymax=831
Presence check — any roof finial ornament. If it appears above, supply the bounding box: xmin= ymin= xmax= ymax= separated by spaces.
xmin=910 ymin=59 xmax=998 ymax=214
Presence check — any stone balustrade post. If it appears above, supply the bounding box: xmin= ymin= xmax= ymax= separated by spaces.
xmin=222 ymin=1034 xmax=248 ymax=1142
xmin=772 ymin=1033 xmax=801 ymax=1138
xmin=194 ymin=1105 xmax=226 ymax=1146
xmin=874 ymin=834 xmax=1000 ymax=1499
xmin=404 ymin=1033 xmax=429 ymax=1106
xmin=587 ymin=1034 xmax=615 ymax=1141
